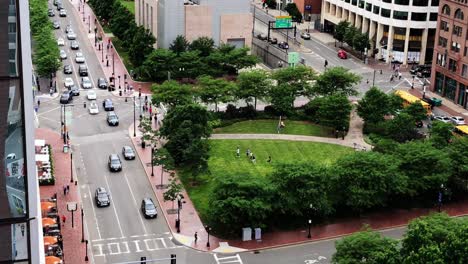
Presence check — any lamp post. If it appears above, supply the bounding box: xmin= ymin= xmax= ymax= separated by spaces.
xmin=412 ymin=75 xmax=415 ymax=89
xmin=85 ymin=240 xmax=89 ymax=261
xmin=112 ymin=52 xmax=115 ymax=76
xmin=372 ymin=69 xmax=382 ymax=87
xmin=94 ymin=27 xmax=97 ymax=47
xmin=118 ymin=75 xmax=121 ymax=89
xmin=70 ymin=151 xmax=73 ymax=183
xmin=307 ymin=219 xmax=312 ymax=238
xmin=176 ymin=195 xmax=182 ymax=233
xmin=88 ymin=15 xmax=90 ymax=33
xmin=438 ymin=184 xmax=446 ymax=212
xmin=101 ymin=42 xmax=104 ymax=62
xmin=139 ymin=96 xmax=143 ymax=120
xmin=82 ymin=4 xmax=85 ymax=22
xmin=133 ymin=96 xmax=136 ymax=137
xmin=206 ymin=225 xmax=211 ymax=248
xmin=81 ymin=206 xmax=84 ymax=242
xmin=151 ymin=147 xmax=155 ymax=176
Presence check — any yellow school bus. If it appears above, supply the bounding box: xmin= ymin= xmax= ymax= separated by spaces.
xmin=454 ymin=125 xmax=468 ymax=136
xmin=394 ymin=90 xmax=432 ymax=116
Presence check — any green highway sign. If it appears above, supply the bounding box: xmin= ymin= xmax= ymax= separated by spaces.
xmin=275 ymin=16 xmax=292 ymax=29
xmin=288 ymin=52 xmax=300 ymax=65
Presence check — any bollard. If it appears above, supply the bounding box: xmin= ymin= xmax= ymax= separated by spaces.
xmin=83 ymin=101 xmax=86 ymax=108
xmin=119 ymin=90 xmax=122 ymax=96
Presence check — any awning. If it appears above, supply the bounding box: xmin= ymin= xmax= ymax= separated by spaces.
xmin=42 ymin=217 xmax=57 ymax=227
xmin=43 ymin=236 xmax=58 ymax=246
xmin=41 ymin=202 xmax=56 ymax=212
xmin=35 ymin=139 xmax=46 ymax=147
xmin=45 ymin=256 xmax=62 ymax=264
xmin=35 ymin=154 xmax=50 ymax=162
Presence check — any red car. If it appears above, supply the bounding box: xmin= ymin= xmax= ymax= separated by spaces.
xmin=338 ymin=50 xmax=347 ymax=59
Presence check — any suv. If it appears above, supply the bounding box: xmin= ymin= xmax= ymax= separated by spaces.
xmin=79 ymin=65 xmax=88 ymax=76
xmin=106 ymin=111 xmax=119 ymax=126
xmin=410 ymin=65 xmax=431 ymax=75
xmin=69 ymin=85 xmax=80 ymax=96
xmin=278 ymin=41 xmax=289 ymax=49
xmin=122 ymin=146 xmax=135 ymax=160
xmin=97 ymin=78 xmax=108 ymax=89
xmin=59 ymin=91 xmax=73 ymax=104
xmin=95 ymin=187 xmax=110 ymax=207
xmin=141 ymin=198 xmax=157 ymax=219
xmin=108 ymin=154 xmax=122 ymax=172
xmin=103 ymin=99 xmax=114 ymax=111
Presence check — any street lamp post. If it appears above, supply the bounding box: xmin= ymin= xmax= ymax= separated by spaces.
xmin=133 ymin=96 xmax=136 ymax=137
xmin=151 ymin=147 xmax=154 ymax=176
xmin=88 ymin=15 xmax=90 ymax=33
xmin=206 ymin=225 xmax=211 ymax=247
xmin=82 ymin=4 xmax=85 ymax=22
xmin=112 ymin=53 xmax=115 ymax=76
xmin=118 ymin=75 xmax=121 ymax=89
xmin=176 ymin=195 xmax=182 ymax=233
xmin=438 ymin=184 xmax=445 ymax=212
xmin=307 ymin=219 xmax=312 ymax=238
xmin=70 ymin=151 xmax=73 ymax=183
xmin=101 ymin=43 xmax=104 ymax=62
xmin=412 ymin=75 xmax=415 ymax=89
xmin=85 ymin=240 xmax=89 ymax=261
xmin=81 ymin=207 xmax=84 ymax=242
xmin=139 ymin=97 xmax=143 ymax=120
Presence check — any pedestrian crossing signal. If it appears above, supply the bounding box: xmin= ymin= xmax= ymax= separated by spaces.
xmin=140 ymin=256 xmax=146 ymax=264
xmin=171 ymin=254 xmax=176 ymax=264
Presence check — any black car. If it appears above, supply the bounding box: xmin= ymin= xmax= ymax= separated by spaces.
xmin=48 ymin=9 xmax=55 ymax=17
xmin=410 ymin=65 xmax=431 ymax=75
xmin=63 ymin=64 xmax=72 ymax=74
xmin=417 ymin=69 xmax=431 ymax=78
xmin=141 ymin=198 xmax=157 ymax=219
xmin=257 ymin=34 xmax=267 ymax=40
xmin=103 ymin=99 xmax=114 ymax=111
xmin=69 ymin=85 xmax=80 ymax=96
xmin=52 ymin=21 xmax=60 ymax=29
xmin=269 ymin=37 xmax=278 ymax=44
xmin=97 ymin=78 xmax=108 ymax=89
xmin=278 ymin=41 xmax=289 ymax=49
xmin=301 ymin=32 xmax=311 ymax=40
xmin=122 ymin=146 xmax=135 ymax=160
xmin=70 ymin=41 xmax=79 ymax=50
xmin=108 ymin=154 xmax=122 ymax=172
xmin=107 ymin=111 xmax=119 ymax=126
xmin=95 ymin=187 xmax=110 ymax=207
xmin=59 ymin=91 xmax=73 ymax=104
xmin=78 ymin=65 xmax=88 ymax=77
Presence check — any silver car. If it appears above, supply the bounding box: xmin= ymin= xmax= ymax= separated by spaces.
xmin=81 ymin=77 xmax=92 ymax=89
xmin=450 ymin=116 xmax=465 ymax=125
xmin=75 ymin=52 xmax=85 ymax=63
xmin=67 ymin=32 xmax=76 ymax=40
xmin=59 ymin=50 xmax=67 ymax=60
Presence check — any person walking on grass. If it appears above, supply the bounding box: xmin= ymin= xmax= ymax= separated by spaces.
xmin=267 ymin=156 xmax=271 ymax=163
xmin=246 ymin=148 xmax=250 ymax=157
xmin=236 ymin=146 xmax=240 ymax=158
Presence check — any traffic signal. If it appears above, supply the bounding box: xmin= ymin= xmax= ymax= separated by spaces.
xmin=140 ymin=256 xmax=146 ymax=264
xmin=170 ymin=254 xmax=176 ymax=264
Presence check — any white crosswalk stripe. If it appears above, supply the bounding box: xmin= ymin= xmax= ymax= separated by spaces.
xmin=91 ymin=235 xmax=181 ymax=257
xmin=214 ymin=254 xmax=243 ymax=264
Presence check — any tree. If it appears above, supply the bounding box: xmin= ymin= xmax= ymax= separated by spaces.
xmin=385 ymin=113 xmax=419 ymax=143
xmin=189 ymin=36 xmax=215 ymax=57
xmin=358 ymin=87 xmax=392 ymax=124
xmin=196 ymin=75 xmax=236 ymax=111
xmin=316 ymin=95 xmax=352 ymax=130
xmin=163 ymin=177 xmax=184 ymax=210
xmin=236 ymin=69 xmax=272 ymax=109
xmin=284 ymin=3 xmax=303 ymax=22
xmin=217 ymin=44 xmax=258 ymax=74
xmin=401 ymin=102 xmax=427 ymax=122
xmin=170 ymin=35 xmax=190 ymax=55
xmin=128 ymin=26 xmax=156 ymax=67
xmin=313 ymin=67 xmax=361 ymax=96
xmin=353 ymin=32 xmax=370 ymax=53
xmin=269 ymin=84 xmax=297 ymax=115
xmin=446 ymin=137 xmax=468 ymax=194
xmin=265 ymin=0 xmax=277 ymax=9
xmin=272 ymin=65 xmax=316 ymax=98
xmin=174 ymin=51 xmax=203 ymax=79
xmin=109 ymin=3 xmax=136 ymax=44
xmin=152 ymin=147 xmax=175 ymax=186
xmin=344 ymin=26 xmax=358 ymax=47
xmin=151 ymin=80 xmax=193 ymax=107
xmin=333 ymin=228 xmax=401 ymax=264
xmin=138 ymin=116 xmax=158 ymax=145
xmin=88 ymin=0 xmax=116 ymax=21
xmin=138 ymin=49 xmax=177 ymax=82
xmin=429 ymin=121 xmax=453 ymax=148
xmin=334 ymin=21 xmax=350 ymax=45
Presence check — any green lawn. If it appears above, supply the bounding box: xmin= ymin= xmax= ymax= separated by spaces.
xmin=214 ymin=120 xmax=334 ymax=137
xmin=112 ymin=38 xmax=135 ymax=74
xmin=179 ymin=139 xmax=353 ymax=221
xmin=119 ymin=0 xmax=135 ymax=15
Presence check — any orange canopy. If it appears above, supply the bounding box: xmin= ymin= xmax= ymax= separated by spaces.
xmin=43 ymin=236 xmax=58 ymax=246
xmin=45 ymin=256 xmax=62 ymax=264
xmin=42 ymin=217 xmax=57 ymax=227
xmin=41 ymin=202 xmax=56 ymax=212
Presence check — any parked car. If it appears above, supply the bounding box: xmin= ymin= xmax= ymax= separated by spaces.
xmin=97 ymin=78 xmax=108 ymax=89
xmin=69 ymin=85 xmax=80 ymax=96
xmin=63 ymin=64 xmax=72 ymax=74
xmin=450 ymin=116 xmax=465 ymax=125
xmin=268 ymin=37 xmax=278 ymax=44
xmin=141 ymin=198 xmax=157 ymax=219
xmin=52 ymin=21 xmax=60 ymax=29
xmin=338 ymin=49 xmax=348 ymax=59
xmin=81 ymin=77 xmax=92 ymax=89
xmin=57 ymin=37 xmax=65 ymax=46
xmin=59 ymin=50 xmax=67 ymax=60
xmin=434 ymin=115 xmax=451 ymax=123
xmin=278 ymin=41 xmax=289 ymax=49
xmin=64 ymin=77 xmax=74 ymax=88
xmin=417 ymin=69 xmax=431 ymax=78
xmin=67 ymin=32 xmax=77 ymax=40
xmin=65 ymin=25 xmax=72 ymax=33
xmin=103 ymin=99 xmax=114 ymax=111
xmin=75 ymin=52 xmax=85 ymax=63
xmin=59 ymin=91 xmax=73 ymax=104
xmin=59 ymin=9 xmax=67 ymax=17
xmin=108 ymin=154 xmax=122 ymax=172
xmin=257 ymin=33 xmax=267 ymax=40
xmin=122 ymin=146 xmax=135 ymax=160
xmin=70 ymin=41 xmax=79 ymax=50
xmin=88 ymin=100 xmax=99 ymax=114
xmin=106 ymin=111 xmax=119 ymax=126
xmin=48 ymin=9 xmax=55 ymax=17
xmin=95 ymin=187 xmax=110 ymax=207
xmin=410 ymin=64 xmax=431 ymax=75
xmin=301 ymin=32 xmax=311 ymax=40
xmin=87 ymin=90 xmax=97 ymax=100
xmin=79 ymin=65 xmax=88 ymax=76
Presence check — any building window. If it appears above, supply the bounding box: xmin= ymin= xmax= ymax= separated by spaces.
xmin=455 ymin=9 xmax=464 ymax=20
xmin=451 ymin=41 xmax=461 ymax=52
xmin=437 ymin=52 xmax=447 ymax=67
xmin=442 ymin=5 xmax=451 ymax=15
xmin=411 ymin=12 xmax=427 ymax=21
xmin=394 ymin=11 xmax=408 ymax=20
xmin=432 ymin=0 xmax=440 ymax=6
xmin=394 ymin=0 xmax=409 ymax=5
xmin=462 ymin=64 xmax=468 ymax=77
xmin=382 ymin=0 xmax=392 ymax=3
xmin=373 ymin=6 xmax=380 ymax=14
xmin=448 ymin=58 xmax=457 ymax=72
xmin=359 ymin=0 xmax=365 ymax=8
xmin=381 ymin=8 xmax=391 ymax=18
xmin=365 ymin=3 xmax=372 ymax=11
xmin=413 ymin=0 xmax=429 ymax=6
xmin=352 ymin=0 xmax=357 ymax=6
xmin=435 ymin=72 xmax=444 ymax=94
xmin=438 ymin=36 xmax=447 ymax=47
xmin=445 ymin=77 xmax=457 ymax=100
xmin=430 ymin=13 xmax=438 ymax=21
xmin=440 ymin=20 xmax=449 ymax=31
xmin=453 ymin=25 xmax=463 ymax=36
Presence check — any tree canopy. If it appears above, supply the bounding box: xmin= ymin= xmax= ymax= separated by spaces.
xmin=151 ymin=80 xmax=193 ymax=107
xmin=313 ymin=67 xmax=361 ymax=96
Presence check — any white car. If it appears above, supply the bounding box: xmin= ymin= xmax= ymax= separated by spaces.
xmin=87 ymin=90 xmax=97 ymax=100
xmin=88 ymin=101 xmax=99 ymax=114
xmin=64 ymin=77 xmax=74 ymax=88
xmin=75 ymin=52 xmax=85 ymax=63
xmin=434 ymin=115 xmax=451 ymax=123
xmin=59 ymin=50 xmax=67 ymax=60
xmin=450 ymin=116 xmax=465 ymax=125
xmin=57 ymin=37 xmax=65 ymax=46
xmin=67 ymin=32 xmax=76 ymax=40
xmin=81 ymin=77 xmax=92 ymax=89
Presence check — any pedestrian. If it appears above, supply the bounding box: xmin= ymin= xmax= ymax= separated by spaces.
xmin=194 ymin=232 xmax=198 ymax=243
xmin=267 ymin=156 xmax=271 ymax=163
xmin=250 ymin=152 xmax=254 ymax=159
xmin=21 ymin=224 xmax=25 ymax=236
xmin=398 ymin=72 xmax=402 ymax=80
xmin=49 ymin=88 xmax=53 ymax=96
xmin=66 ymin=185 xmax=70 ymax=194
xmin=63 ymin=185 xmax=67 ymax=196
xmin=324 ymin=59 xmax=328 ymax=68
xmin=246 ymin=148 xmax=250 ymax=157
xmin=37 ymin=99 xmax=40 ymax=107
xmin=252 ymin=155 xmax=256 ymax=164
xmin=61 ymin=215 xmax=66 ymax=223
xmin=149 ymin=106 xmax=153 ymax=116
xmin=390 ymin=75 xmax=394 ymax=82
xmin=392 ymin=64 xmax=395 ymax=71
xmin=236 ymin=146 xmax=240 ymax=158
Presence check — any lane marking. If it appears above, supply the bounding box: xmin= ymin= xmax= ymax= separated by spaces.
xmin=122 ymin=170 xmax=148 ymax=234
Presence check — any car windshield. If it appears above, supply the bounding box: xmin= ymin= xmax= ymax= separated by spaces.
xmin=125 ymin=148 xmax=133 ymax=153
xmin=98 ymin=193 xmax=108 ymax=199
xmin=145 ymin=203 xmax=155 ymax=210
xmin=111 ymin=158 xmax=120 ymax=164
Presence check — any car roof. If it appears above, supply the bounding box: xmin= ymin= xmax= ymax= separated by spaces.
xmin=96 ymin=187 xmax=107 ymax=193
xmin=123 ymin=146 xmax=132 ymax=150
xmin=143 ymin=198 xmax=154 ymax=204
xmin=110 ymin=154 xmax=119 ymax=159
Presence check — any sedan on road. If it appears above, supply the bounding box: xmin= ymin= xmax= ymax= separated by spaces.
xmin=122 ymin=146 xmax=135 ymax=160
xmin=141 ymin=198 xmax=157 ymax=219
xmin=87 ymin=90 xmax=97 ymax=100
xmin=108 ymin=154 xmax=122 ymax=172
xmin=81 ymin=77 xmax=92 ymax=89
xmin=69 ymin=85 xmax=80 ymax=96
xmin=103 ymin=99 xmax=114 ymax=111
xmin=48 ymin=9 xmax=55 ymax=17
xmin=95 ymin=187 xmax=111 ymax=207
xmin=64 ymin=77 xmax=74 ymax=88
xmin=278 ymin=41 xmax=289 ymax=49
xmin=59 ymin=50 xmax=67 ymax=60
xmin=52 ymin=20 xmax=60 ymax=29
xmin=106 ymin=111 xmax=119 ymax=126
xmin=59 ymin=91 xmax=73 ymax=104
xmin=57 ymin=37 xmax=65 ymax=46
xmin=268 ymin=37 xmax=278 ymax=44
xmin=75 ymin=52 xmax=85 ymax=63
xmin=434 ymin=116 xmax=451 ymax=123
xmin=301 ymin=32 xmax=311 ymax=40
xmin=70 ymin=41 xmax=79 ymax=50
xmin=67 ymin=32 xmax=77 ymax=40
xmin=59 ymin=9 xmax=67 ymax=17
xmin=257 ymin=33 xmax=267 ymax=40
xmin=338 ymin=49 xmax=348 ymax=59
xmin=88 ymin=100 xmax=99 ymax=114
xmin=63 ymin=64 xmax=72 ymax=74
xmin=65 ymin=25 xmax=72 ymax=33
xmin=97 ymin=78 xmax=108 ymax=89
xmin=450 ymin=116 xmax=465 ymax=125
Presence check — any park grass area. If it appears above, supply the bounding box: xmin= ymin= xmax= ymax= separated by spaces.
xmin=179 ymin=139 xmax=354 ymax=221
xmin=214 ymin=120 xmax=334 ymax=137
xmin=112 ymin=38 xmax=135 ymax=74
xmin=119 ymin=0 xmax=135 ymax=14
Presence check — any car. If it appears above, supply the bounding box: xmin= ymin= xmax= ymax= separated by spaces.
xmin=122 ymin=146 xmax=135 ymax=160
xmin=450 ymin=116 xmax=465 ymax=125
xmin=417 ymin=69 xmax=431 ymax=78
xmin=59 ymin=9 xmax=67 ymax=17
xmin=257 ymin=33 xmax=267 ymax=40
xmin=69 ymin=85 xmax=80 ymax=96
xmin=301 ymin=32 xmax=311 ymax=40
xmin=75 ymin=52 xmax=85 ymax=63
xmin=78 ymin=65 xmax=88 ymax=76
xmin=278 ymin=41 xmax=289 ymax=49
xmin=70 ymin=41 xmax=79 ymax=50
xmin=67 ymin=32 xmax=77 ymax=40
xmin=56 ymin=2 xmax=63 ymax=10
xmin=106 ymin=111 xmax=119 ymax=126
xmin=108 ymin=154 xmax=122 ymax=171
xmin=434 ymin=115 xmax=452 ymax=123
xmin=141 ymin=198 xmax=157 ymax=219
xmin=53 ymin=0 xmax=61 ymax=6
xmin=65 ymin=25 xmax=72 ymax=33
xmin=52 ymin=20 xmax=60 ymax=29
xmin=87 ymin=90 xmax=97 ymax=100
xmin=57 ymin=37 xmax=65 ymax=46
xmin=103 ymin=99 xmax=114 ymax=111
xmin=410 ymin=65 xmax=431 ymax=75
xmin=64 ymin=77 xmax=74 ymax=88
xmin=97 ymin=78 xmax=108 ymax=89
xmin=81 ymin=77 xmax=92 ymax=89
xmin=88 ymin=100 xmax=99 ymax=114
xmin=59 ymin=91 xmax=73 ymax=104
xmin=338 ymin=49 xmax=348 ymax=59
xmin=268 ymin=37 xmax=278 ymax=44
xmin=95 ymin=187 xmax=110 ymax=207
xmin=60 ymin=50 xmax=67 ymax=61
xmin=48 ymin=9 xmax=55 ymax=17
xmin=63 ymin=64 xmax=72 ymax=74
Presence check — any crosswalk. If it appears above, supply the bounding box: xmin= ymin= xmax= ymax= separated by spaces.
xmin=214 ymin=254 xmax=243 ymax=264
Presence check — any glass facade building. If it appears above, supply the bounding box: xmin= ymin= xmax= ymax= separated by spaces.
xmin=0 ymin=0 xmax=44 ymax=263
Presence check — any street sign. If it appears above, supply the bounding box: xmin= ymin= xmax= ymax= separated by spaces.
xmin=275 ymin=16 xmax=292 ymax=28
xmin=288 ymin=52 xmax=300 ymax=65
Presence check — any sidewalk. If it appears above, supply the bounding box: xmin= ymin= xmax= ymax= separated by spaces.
xmin=36 ymin=128 xmax=88 ymax=264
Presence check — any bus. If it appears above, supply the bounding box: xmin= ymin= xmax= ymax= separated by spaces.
xmin=394 ymin=90 xmax=432 ymax=116
xmin=454 ymin=125 xmax=468 ymax=136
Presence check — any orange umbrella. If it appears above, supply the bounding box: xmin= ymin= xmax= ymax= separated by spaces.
xmin=41 ymin=202 xmax=56 ymax=212
xmin=45 ymin=256 xmax=62 ymax=264
xmin=42 ymin=217 xmax=57 ymax=227
xmin=43 ymin=236 xmax=58 ymax=246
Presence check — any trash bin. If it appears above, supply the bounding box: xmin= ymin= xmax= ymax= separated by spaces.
xmin=432 ymin=97 xmax=442 ymax=106
xmin=63 ymin=145 xmax=69 ymax=153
